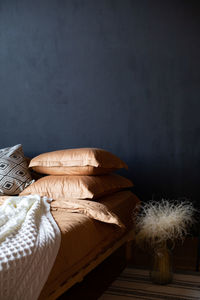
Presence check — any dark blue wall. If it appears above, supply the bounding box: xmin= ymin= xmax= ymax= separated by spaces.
xmin=0 ymin=0 xmax=200 ymax=204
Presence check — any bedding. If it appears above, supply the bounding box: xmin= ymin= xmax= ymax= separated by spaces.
xmin=0 ymin=144 xmax=32 ymax=195
xmin=39 ymin=190 xmax=139 ymax=299
xmin=29 ymin=147 xmax=128 ymax=175
xmin=0 ymin=191 xmax=136 ymax=300
xmin=20 ymin=174 xmax=133 ymax=200
xmin=0 ymin=194 xmax=61 ymax=300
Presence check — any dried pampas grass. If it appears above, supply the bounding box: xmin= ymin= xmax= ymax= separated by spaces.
xmin=134 ymin=200 xmax=196 ymax=248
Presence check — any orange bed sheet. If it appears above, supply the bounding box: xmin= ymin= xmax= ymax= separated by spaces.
xmin=39 ymin=190 xmax=139 ymax=299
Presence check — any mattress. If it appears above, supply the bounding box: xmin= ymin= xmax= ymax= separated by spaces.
xmin=39 ymin=190 xmax=139 ymax=299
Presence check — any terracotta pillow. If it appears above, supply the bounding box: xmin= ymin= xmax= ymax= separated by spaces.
xmin=51 ymin=199 xmax=125 ymax=228
xmin=20 ymin=174 xmax=133 ymax=200
xmin=29 ymin=148 xmax=128 ymax=175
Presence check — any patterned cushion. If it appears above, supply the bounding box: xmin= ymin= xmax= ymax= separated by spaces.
xmin=0 ymin=144 xmax=32 ymax=195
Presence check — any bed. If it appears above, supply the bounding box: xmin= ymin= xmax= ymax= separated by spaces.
xmin=0 ymin=190 xmax=139 ymax=299
xmin=0 ymin=146 xmax=140 ymax=299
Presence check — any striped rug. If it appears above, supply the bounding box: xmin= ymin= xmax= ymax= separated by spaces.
xmin=99 ymin=268 xmax=200 ymax=300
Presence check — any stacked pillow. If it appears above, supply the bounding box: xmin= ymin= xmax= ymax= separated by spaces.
xmin=28 ymin=148 xmax=128 ymax=175
xmin=20 ymin=148 xmax=133 ymax=201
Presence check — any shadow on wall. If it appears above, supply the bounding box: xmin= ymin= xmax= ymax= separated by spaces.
xmin=120 ymin=158 xmax=199 ymax=209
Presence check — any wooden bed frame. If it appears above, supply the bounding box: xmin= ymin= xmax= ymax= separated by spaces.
xmin=46 ymin=228 xmax=135 ymax=300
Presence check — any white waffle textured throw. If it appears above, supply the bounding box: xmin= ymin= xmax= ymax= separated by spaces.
xmin=0 ymin=194 xmax=61 ymax=300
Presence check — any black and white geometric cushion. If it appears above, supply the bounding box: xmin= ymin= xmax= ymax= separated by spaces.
xmin=0 ymin=144 xmax=32 ymax=195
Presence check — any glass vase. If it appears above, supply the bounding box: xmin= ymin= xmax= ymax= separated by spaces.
xmin=150 ymin=242 xmax=173 ymax=285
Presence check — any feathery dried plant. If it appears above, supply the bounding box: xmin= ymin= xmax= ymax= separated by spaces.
xmin=134 ymin=200 xmax=196 ymax=248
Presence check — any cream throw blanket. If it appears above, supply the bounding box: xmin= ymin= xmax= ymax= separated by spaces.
xmin=0 ymin=194 xmax=61 ymax=300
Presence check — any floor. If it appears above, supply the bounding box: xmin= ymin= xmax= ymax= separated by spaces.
xmin=99 ymin=268 xmax=200 ymax=300
xmin=58 ymin=237 xmax=199 ymax=300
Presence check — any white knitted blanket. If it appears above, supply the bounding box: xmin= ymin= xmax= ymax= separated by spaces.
xmin=0 ymin=194 xmax=61 ymax=300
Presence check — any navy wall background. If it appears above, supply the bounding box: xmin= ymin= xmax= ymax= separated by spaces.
xmin=0 ymin=0 xmax=200 ymax=205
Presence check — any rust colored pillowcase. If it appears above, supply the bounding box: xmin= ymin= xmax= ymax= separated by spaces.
xmin=29 ymin=148 xmax=128 ymax=175
xmin=20 ymin=174 xmax=133 ymax=200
